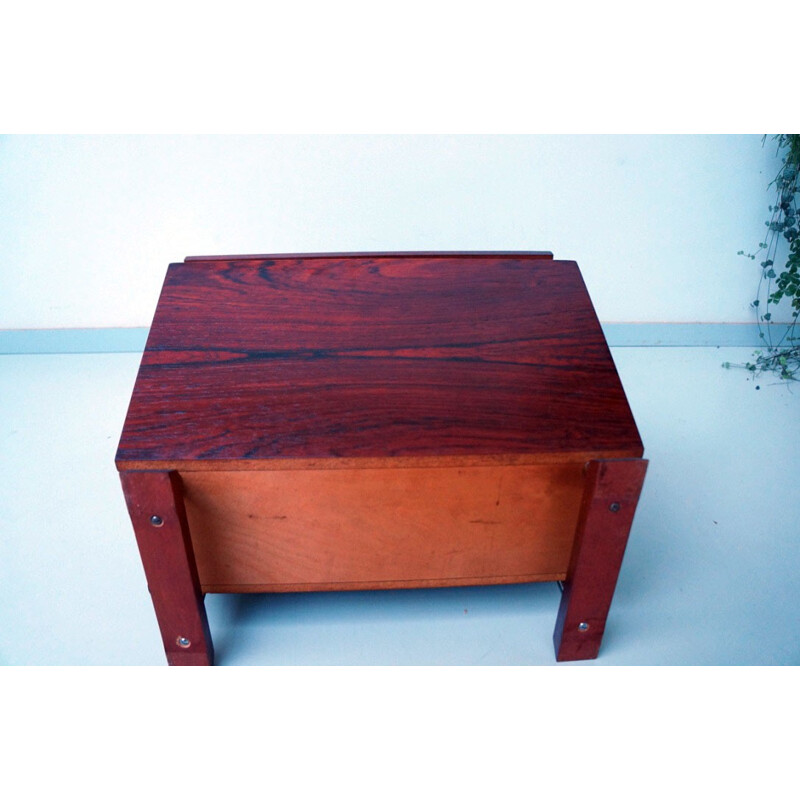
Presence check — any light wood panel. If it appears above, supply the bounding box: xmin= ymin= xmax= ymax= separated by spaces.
xmin=181 ymin=463 xmax=585 ymax=592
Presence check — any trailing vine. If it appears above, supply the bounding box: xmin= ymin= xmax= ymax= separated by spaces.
xmin=725 ymin=134 xmax=800 ymax=382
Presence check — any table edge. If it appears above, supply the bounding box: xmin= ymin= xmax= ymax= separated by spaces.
xmin=183 ymin=251 xmax=555 ymax=262
xmin=115 ymin=449 xmax=645 ymax=472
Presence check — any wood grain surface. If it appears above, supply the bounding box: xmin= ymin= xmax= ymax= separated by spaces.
xmin=181 ymin=463 xmax=585 ymax=592
xmin=116 ymin=254 xmax=642 ymax=469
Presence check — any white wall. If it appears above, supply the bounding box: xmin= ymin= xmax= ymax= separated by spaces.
xmin=0 ymin=135 xmax=779 ymax=329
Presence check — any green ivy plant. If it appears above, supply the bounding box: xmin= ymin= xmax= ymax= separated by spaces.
xmin=725 ymin=135 xmax=800 ymax=382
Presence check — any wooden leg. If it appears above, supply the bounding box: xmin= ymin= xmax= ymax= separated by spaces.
xmin=120 ymin=471 xmax=214 ymax=666
xmin=553 ymin=459 xmax=648 ymax=662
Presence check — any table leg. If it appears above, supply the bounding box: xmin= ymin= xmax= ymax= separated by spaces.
xmin=553 ymin=458 xmax=648 ymax=662
xmin=120 ymin=470 xmax=214 ymax=666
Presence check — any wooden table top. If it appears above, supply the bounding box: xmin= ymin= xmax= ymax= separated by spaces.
xmin=116 ymin=253 xmax=643 ymax=471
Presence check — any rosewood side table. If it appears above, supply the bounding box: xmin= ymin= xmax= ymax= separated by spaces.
xmin=116 ymin=252 xmax=647 ymax=665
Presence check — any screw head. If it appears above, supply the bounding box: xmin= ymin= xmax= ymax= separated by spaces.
xmin=609 ymin=502 xmax=621 ymax=513
xmin=578 ymin=622 xmax=589 ymax=632
xmin=150 ymin=515 xmax=164 ymax=527
xmin=176 ymin=636 xmax=191 ymax=648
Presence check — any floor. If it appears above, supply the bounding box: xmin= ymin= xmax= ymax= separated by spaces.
xmin=1 ymin=346 xmax=798 ymax=665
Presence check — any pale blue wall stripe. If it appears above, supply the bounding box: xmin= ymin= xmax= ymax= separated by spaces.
xmin=0 ymin=324 xmax=795 ymax=355
xmin=601 ymin=323 xmax=794 ymax=348
xmin=0 ymin=328 xmax=149 ymax=354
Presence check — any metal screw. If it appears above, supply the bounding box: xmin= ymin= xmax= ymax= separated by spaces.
xmin=609 ymin=502 xmax=621 ymax=513
xmin=176 ymin=636 xmax=191 ymax=648
xmin=578 ymin=622 xmax=589 ymax=632
xmin=150 ymin=515 xmax=164 ymax=527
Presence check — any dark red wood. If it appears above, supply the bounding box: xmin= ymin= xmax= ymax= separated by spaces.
xmin=119 ymin=471 xmax=213 ymax=666
xmin=184 ymin=251 xmax=555 ymax=262
xmin=115 ymin=253 xmax=642 ymax=468
xmin=553 ymin=459 xmax=648 ymax=662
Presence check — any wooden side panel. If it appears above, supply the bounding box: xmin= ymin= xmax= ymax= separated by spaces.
xmin=553 ymin=458 xmax=648 ymax=662
xmin=120 ymin=470 xmax=213 ymax=666
xmin=181 ymin=464 xmax=586 ymax=592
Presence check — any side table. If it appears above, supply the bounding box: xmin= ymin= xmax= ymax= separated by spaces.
xmin=116 ymin=252 xmax=647 ymax=665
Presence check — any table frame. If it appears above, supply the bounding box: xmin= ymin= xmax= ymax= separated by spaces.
xmin=117 ymin=252 xmax=647 ymax=665
xmin=120 ymin=457 xmax=646 ymax=665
